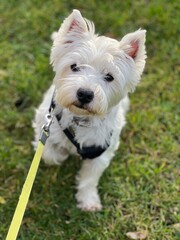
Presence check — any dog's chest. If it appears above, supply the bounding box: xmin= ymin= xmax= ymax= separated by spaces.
xmin=57 ymin=110 xmax=111 ymax=148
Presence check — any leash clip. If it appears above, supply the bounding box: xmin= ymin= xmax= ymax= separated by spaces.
xmin=39 ymin=114 xmax=53 ymax=145
xmin=42 ymin=114 xmax=53 ymax=133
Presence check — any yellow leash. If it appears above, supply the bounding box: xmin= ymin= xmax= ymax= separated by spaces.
xmin=6 ymin=114 xmax=53 ymax=240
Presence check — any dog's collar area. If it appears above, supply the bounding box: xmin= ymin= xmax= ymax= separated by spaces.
xmin=72 ymin=116 xmax=91 ymax=127
xmin=49 ymin=98 xmax=111 ymax=159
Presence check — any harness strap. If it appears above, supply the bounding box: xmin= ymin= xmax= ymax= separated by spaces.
xmin=51 ymin=95 xmax=111 ymax=159
xmin=62 ymin=127 xmax=109 ymax=159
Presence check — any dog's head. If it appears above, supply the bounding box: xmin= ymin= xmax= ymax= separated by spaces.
xmin=51 ymin=10 xmax=146 ymax=116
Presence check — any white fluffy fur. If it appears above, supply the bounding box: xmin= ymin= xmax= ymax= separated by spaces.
xmin=33 ymin=10 xmax=146 ymax=211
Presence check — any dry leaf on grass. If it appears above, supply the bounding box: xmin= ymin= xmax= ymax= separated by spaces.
xmin=172 ymin=223 xmax=180 ymax=230
xmin=126 ymin=230 xmax=148 ymax=239
xmin=0 ymin=196 xmax=6 ymax=204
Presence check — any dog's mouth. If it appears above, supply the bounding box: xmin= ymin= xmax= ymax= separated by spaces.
xmin=74 ymin=102 xmax=87 ymax=110
xmin=69 ymin=102 xmax=94 ymax=116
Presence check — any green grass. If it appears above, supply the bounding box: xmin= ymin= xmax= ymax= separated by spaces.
xmin=0 ymin=0 xmax=179 ymax=239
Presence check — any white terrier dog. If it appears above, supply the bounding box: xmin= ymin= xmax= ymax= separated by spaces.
xmin=33 ymin=10 xmax=146 ymax=211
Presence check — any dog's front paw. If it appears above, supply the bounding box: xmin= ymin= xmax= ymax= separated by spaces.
xmin=76 ymin=189 xmax=102 ymax=212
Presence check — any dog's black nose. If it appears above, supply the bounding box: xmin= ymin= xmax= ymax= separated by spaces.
xmin=77 ymin=88 xmax=94 ymax=104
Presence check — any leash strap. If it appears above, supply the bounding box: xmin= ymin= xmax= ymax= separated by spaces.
xmin=6 ymin=114 xmax=53 ymax=240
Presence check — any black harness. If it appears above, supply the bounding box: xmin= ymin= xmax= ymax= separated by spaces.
xmin=49 ymin=96 xmax=111 ymax=160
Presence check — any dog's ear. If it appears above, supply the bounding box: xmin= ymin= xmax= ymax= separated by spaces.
xmin=119 ymin=30 xmax=146 ymax=75
xmin=67 ymin=10 xmax=88 ymax=33
xmin=59 ymin=9 xmax=88 ymax=42
xmin=51 ymin=10 xmax=89 ymax=71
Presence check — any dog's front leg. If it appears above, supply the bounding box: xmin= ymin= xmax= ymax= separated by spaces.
xmin=76 ymin=155 xmax=111 ymax=211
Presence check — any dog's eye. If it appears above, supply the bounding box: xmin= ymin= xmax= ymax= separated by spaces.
xmin=104 ymin=73 xmax=114 ymax=82
xmin=71 ymin=64 xmax=80 ymax=72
